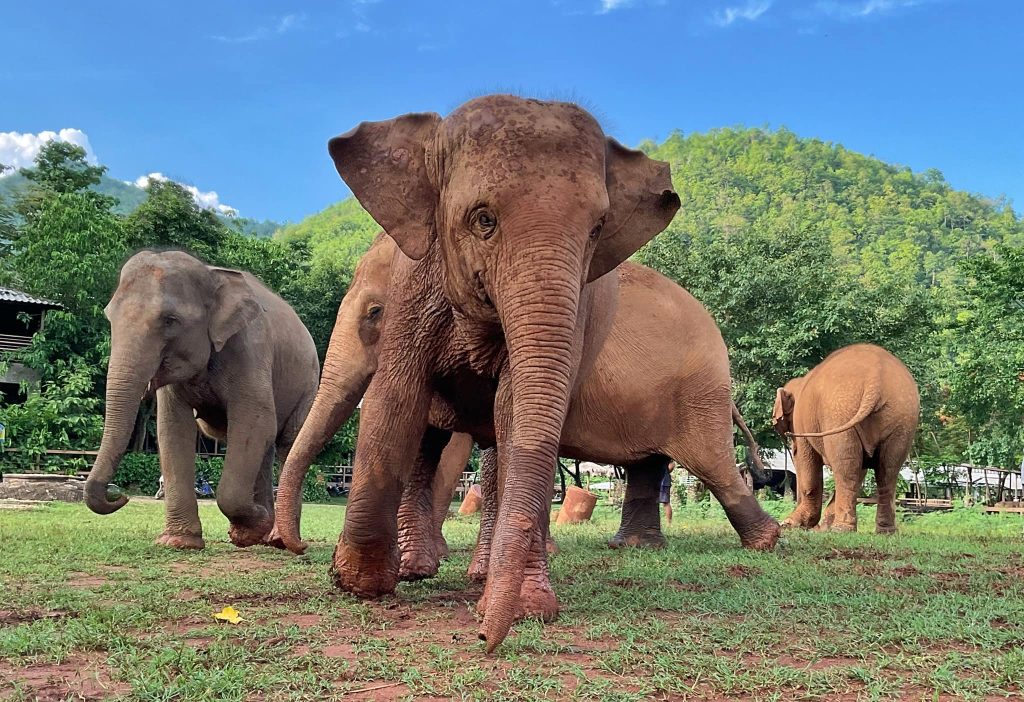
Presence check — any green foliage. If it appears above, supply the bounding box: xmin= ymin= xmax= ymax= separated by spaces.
xmin=125 ymin=179 xmax=225 ymax=260
xmin=636 ymin=127 xmax=1023 ymax=460
xmin=114 ymin=453 xmax=161 ymax=494
xmin=0 ymin=359 xmax=102 ymax=472
xmin=947 ymin=243 xmax=1024 ymax=469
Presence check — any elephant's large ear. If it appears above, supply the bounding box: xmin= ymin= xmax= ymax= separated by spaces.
xmin=589 ymin=139 xmax=680 ymax=282
xmin=328 ymin=113 xmax=442 ymax=261
xmin=208 ymin=268 xmax=263 ymax=352
xmin=772 ymin=388 xmax=795 ymax=425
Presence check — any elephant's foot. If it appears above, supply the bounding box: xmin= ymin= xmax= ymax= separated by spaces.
xmin=399 ymin=548 xmax=440 ymax=582
xmin=331 ymin=538 xmax=400 ymax=599
xmin=875 ymin=524 xmax=897 ymax=535
xmin=739 ymin=518 xmax=781 ymax=552
xmin=228 ymin=516 xmax=274 ymax=548
xmin=155 ymin=531 xmax=205 ymax=550
xmin=607 ymin=528 xmax=667 ymax=550
xmin=476 ymin=574 xmax=559 ymax=623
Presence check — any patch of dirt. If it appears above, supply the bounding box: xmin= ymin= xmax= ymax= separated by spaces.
xmin=66 ymin=572 xmax=111 ymax=588
xmin=990 ymin=616 xmax=1014 ymax=630
xmin=890 ymin=564 xmax=921 ymax=578
xmin=727 ymin=564 xmax=761 ymax=578
xmin=0 ymin=609 xmax=72 ymax=626
xmin=168 ymin=551 xmax=281 ymax=578
xmin=0 ymin=653 xmax=129 ymax=701
xmin=341 ymin=682 xmax=411 ymax=702
xmin=929 ymin=571 xmax=972 ymax=592
xmin=275 ymin=613 xmax=323 ymax=628
xmin=323 ymin=643 xmax=356 ymax=658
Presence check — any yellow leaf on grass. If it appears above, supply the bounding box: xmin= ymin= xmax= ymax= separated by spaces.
xmin=213 ymin=606 xmax=244 ymax=624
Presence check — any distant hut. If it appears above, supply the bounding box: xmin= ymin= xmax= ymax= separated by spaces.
xmin=0 ymin=286 xmax=62 ymax=403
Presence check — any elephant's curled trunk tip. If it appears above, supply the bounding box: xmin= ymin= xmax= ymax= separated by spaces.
xmin=84 ymin=479 xmax=129 ymax=515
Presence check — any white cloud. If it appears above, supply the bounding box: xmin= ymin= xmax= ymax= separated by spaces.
xmin=815 ymin=0 xmax=925 ymax=20
xmin=0 ymin=129 xmax=97 ymax=175
xmin=133 ymin=173 xmax=238 ymax=216
xmin=712 ymin=0 xmax=772 ymax=26
xmin=599 ymin=0 xmax=633 ymax=12
xmin=211 ymin=13 xmax=305 ymax=43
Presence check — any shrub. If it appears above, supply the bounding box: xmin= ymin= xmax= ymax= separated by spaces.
xmin=114 ymin=453 xmax=161 ymax=494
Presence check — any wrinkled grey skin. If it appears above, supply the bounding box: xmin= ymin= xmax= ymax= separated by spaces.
xmin=85 ymin=250 xmax=320 ymax=549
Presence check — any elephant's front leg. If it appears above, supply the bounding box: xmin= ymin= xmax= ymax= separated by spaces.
xmin=154 ymin=387 xmax=204 ymax=550
xmin=609 ymin=457 xmax=670 ymax=549
xmin=397 ymin=426 xmax=452 ymax=581
xmin=219 ymin=399 xmax=277 ymax=548
xmin=332 ymin=372 xmax=432 ymax=598
xmin=781 ymin=443 xmax=824 ymax=529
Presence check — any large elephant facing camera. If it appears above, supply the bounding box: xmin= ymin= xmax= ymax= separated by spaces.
xmin=325 ymin=94 xmax=777 ymax=652
xmin=84 ymin=250 xmax=320 ymax=549
xmin=772 ymin=343 xmax=919 ymax=534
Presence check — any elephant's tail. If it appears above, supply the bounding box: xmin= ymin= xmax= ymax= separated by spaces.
xmin=788 ymin=374 xmax=880 ymax=439
xmin=731 ymin=402 xmax=769 ymax=484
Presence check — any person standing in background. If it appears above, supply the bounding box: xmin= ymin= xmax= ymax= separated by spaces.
xmin=659 ymin=461 xmax=676 ymax=525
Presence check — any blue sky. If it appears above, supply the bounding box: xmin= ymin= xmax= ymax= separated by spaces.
xmin=2 ymin=0 xmax=1021 ymax=223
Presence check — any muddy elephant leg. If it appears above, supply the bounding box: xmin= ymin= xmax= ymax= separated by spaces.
xmin=874 ymin=435 xmax=912 ymax=535
xmin=429 ymin=433 xmax=474 ymax=561
xmin=608 ymin=456 xmax=669 ymax=549
xmin=820 ymin=435 xmax=866 ymax=533
xmin=218 ymin=400 xmax=277 ymax=548
xmin=671 ymin=416 xmax=780 ymax=550
xmin=477 ymin=515 xmax=557 ymax=623
xmin=468 ymin=446 xmax=499 ymax=582
xmin=398 ymin=427 xmax=451 ymax=581
xmin=781 ymin=442 xmax=825 ymax=529
xmin=154 ymin=387 xmax=204 ymax=550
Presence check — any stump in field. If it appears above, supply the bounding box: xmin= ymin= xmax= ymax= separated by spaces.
xmin=555 ymin=485 xmax=598 ymax=524
xmin=459 ymin=484 xmax=483 ymax=515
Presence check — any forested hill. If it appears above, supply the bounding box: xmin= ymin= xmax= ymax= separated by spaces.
xmin=276 ymin=126 xmax=1021 ymax=287
xmin=0 ymin=171 xmax=280 ymax=238
xmin=273 ymin=126 xmax=1024 ymax=465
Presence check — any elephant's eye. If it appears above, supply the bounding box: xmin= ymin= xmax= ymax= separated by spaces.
xmin=366 ymin=305 xmax=383 ymax=321
xmin=589 ymin=219 xmax=604 ymax=241
xmin=161 ymin=314 xmax=178 ymax=328
xmin=472 ymin=209 xmax=497 ymax=239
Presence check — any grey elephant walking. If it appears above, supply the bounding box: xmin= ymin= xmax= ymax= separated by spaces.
xmin=85 ymin=250 xmax=320 ymax=549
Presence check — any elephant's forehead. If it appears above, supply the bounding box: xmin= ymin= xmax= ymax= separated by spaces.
xmin=445 ymin=98 xmax=605 ymax=168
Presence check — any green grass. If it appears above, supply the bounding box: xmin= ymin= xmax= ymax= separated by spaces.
xmin=1 ymin=498 xmax=1022 ymax=701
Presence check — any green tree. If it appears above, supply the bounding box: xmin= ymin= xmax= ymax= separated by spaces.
xmin=947 ymin=244 xmax=1024 ymax=472
xmin=125 ymin=179 xmax=226 ymax=259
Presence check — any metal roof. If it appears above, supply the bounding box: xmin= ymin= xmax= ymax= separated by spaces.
xmin=0 ymin=287 xmax=62 ymax=308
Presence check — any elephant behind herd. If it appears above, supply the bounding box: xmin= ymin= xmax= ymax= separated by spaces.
xmin=84 ymin=94 xmax=920 ymax=653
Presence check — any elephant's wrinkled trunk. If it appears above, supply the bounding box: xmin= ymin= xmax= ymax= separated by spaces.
xmin=479 ymin=240 xmax=582 ymax=653
xmin=272 ymin=329 xmax=372 ymax=554
xmin=86 ymin=343 xmax=160 ymax=515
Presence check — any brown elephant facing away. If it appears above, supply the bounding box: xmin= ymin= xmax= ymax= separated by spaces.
xmin=772 ymin=343 xmax=920 ymax=534
xmin=85 ymin=250 xmax=320 ymax=549
xmin=270 ymin=233 xmax=775 ymax=581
